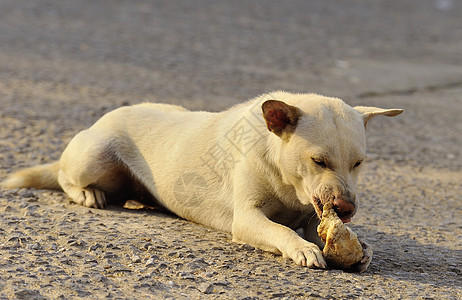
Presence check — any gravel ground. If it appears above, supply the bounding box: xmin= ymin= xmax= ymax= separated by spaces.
xmin=1 ymin=0 xmax=461 ymax=299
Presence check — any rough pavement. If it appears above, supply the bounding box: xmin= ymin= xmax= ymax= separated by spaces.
xmin=0 ymin=0 xmax=461 ymax=299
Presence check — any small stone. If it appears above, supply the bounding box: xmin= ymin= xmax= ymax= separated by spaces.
xmin=94 ymin=274 xmax=107 ymax=282
xmin=149 ymin=254 xmax=160 ymax=261
xmin=104 ymin=252 xmax=116 ymax=259
xmin=214 ymin=280 xmax=229 ymax=286
xmin=271 ymin=291 xmax=287 ymax=298
xmin=14 ymin=289 xmax=44 ymax=299
xmin=145 ymin=258 xmax=156 ymax=267
xmin=89 ymin=243 xmax=102 ymax=251
xmin=84 ymin=259 xmax=98 ymax=265
xmin=8 ymin=236 xmax=20 ymax=242
xmin=20 ymin=191 xmax=36 ymax=198
xmin=106 ymin=243 xmax=120 ymax=250
xmin=4 ymin=205 xmax=16 ymax=212
xmin=30 ymin=242 xmax=42 ymax=250
xmin=198 ymin=282 xmax=215 ymax=294
xmin=46 ymin=235 xmax=56 ymax=241
xmin=156 ymin=262 xmax=169 ymax=270
xmin=241 ymin=269 xmax=251 ymax=276
xmin=76 ymin=289 xmax=91 ymax=297
xmin=194 ymin=258 xmax=209 ymax=265
xmin=24 ymin=211 xmax=40 ymax=217
xmin=167 ymin=251 xmax=178 ymax=257
xmin=131 ymin=255 xmax=141 ymax=263
xmin=239 ymin=244 xmax=255 ymax=251
xmin=180 ymin=272 xmax=196 ymax=280
xmin=205 ymin=271 xmax=217 ymax=278
xmin=147 ymin=270 xmax=160 ymax=277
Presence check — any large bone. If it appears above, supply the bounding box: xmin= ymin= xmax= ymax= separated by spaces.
xmin=317 ymin=202 xmax=363 ymax=269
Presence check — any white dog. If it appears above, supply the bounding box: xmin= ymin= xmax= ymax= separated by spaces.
xmin=3 ymin=91 xmax=403 ymax=272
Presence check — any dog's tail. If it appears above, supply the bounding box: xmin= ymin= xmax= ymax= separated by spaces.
xmin=2 ymin=161 xmax=61 ymax=190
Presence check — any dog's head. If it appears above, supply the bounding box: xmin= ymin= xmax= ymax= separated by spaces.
xmin=262 ymin=96 xmax=403 ymax=223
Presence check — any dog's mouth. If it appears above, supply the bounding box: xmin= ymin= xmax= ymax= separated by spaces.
xmin=313 ymin=196 xmax=351 ymax=223
xmin=313 ymin=196 xmax=324 ymax=219
xmin=314 ymin=197 xmax=323 ymax=214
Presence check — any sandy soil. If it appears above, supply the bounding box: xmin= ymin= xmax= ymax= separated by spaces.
xmin=1 ymin=0 xmax=461 ymax=299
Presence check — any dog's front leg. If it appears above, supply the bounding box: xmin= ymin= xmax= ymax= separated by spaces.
xmin=303 ymin=212 xmax=325 ymax=249
xmin=232 ymin=206 xmax=326 ymax=268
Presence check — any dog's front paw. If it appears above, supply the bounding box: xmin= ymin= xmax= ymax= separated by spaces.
xmin=284 ymin=242 xmax=327 ymax=269
xmin=350 ymin=240 xmax=373 ymax=273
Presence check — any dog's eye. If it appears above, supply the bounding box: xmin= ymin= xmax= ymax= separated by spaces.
xmin=353 ymin=161 xmax=362 ymax=169
xmin=312 ymin=158 xmax=327 ymax=168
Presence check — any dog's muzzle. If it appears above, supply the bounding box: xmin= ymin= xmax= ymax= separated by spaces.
xmin=332 ymin=197 xmax=355 ymax=223
xmin=314 ymin=196 xmax=355 ymax=223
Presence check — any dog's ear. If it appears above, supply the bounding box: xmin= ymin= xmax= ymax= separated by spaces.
xmin=262 ymin=100 xmax=301 ymax=138
xmin=354 ymin=106 xmax=404 ymax=128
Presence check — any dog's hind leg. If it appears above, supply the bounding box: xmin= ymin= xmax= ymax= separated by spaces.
xmin=58 ymin=129 xmax=126 ymax=209
xmin=58 ymin=170 xmax=108 ymax=208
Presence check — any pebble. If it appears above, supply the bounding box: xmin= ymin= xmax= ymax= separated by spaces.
xmin=149 ymin=254 xmax=160 ymax=261
xmin=179 ymin=272 xmax=196 ymax=280
xmin=198 ymin=283 xmax=215 ymax=294
xmin=18 ymin=191 xmax=36 ymax=198
xmin=239 ymin=244 xmax=255 ymax=251
xmin=106 ymin=243 xmax=121 ymax=250
xmin=193 ymin=258 xmax=209 ymax=265
xmin=3 ymin=205 xmax=16 ymax=212
xmin=271 ymin=291 xmax=287 ymax=298
xmin=156 ymin=262 xmax=169 ymax=270
xmin=205 ymin=271 xmax=218 ymax=278
xmin=89 ymin=243 xmax=102 ymax=251
xmin=145 ymin=258 xmax=156 ymax=267
xmin=104 ymin=252 xmax=116 ymax=259
xmin=14 ymin=289 xmax=44 ymax=299
xmin=214 ymin=280 xmax=229 ymax=286
xmin=29 ymin=242 xmax=42 ymax=250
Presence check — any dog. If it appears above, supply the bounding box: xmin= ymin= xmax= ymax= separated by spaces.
xmin=3 ymin=91 xmax=403 ymax=272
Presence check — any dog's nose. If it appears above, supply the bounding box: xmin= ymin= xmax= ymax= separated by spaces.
xmin=333 ymin=198 xmax=355 ymax=223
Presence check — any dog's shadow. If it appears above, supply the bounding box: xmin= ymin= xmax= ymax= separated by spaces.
xmin=352 ymin=224 xmax=461 ymax=289
xmin=103 ymin=201 xmax=177 ymax=219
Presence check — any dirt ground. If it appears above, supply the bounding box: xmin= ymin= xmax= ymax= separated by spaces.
xmin=0 ymin=0 xmax=461 ymax=299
